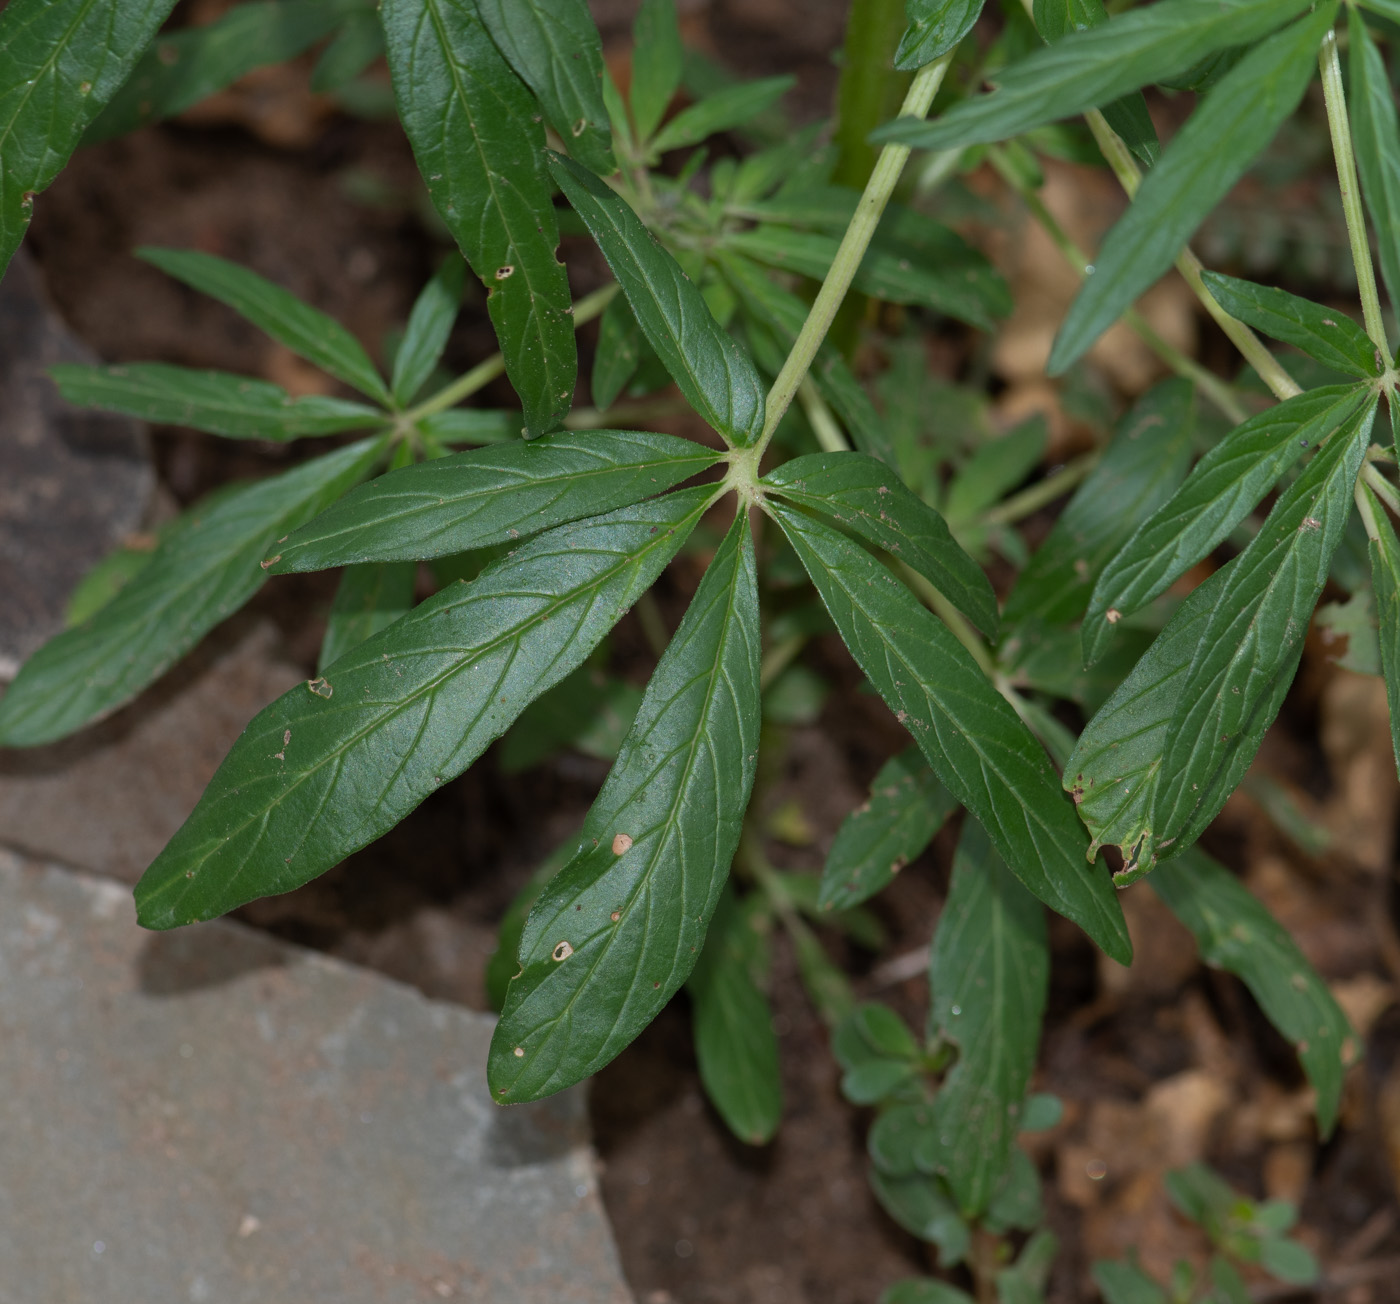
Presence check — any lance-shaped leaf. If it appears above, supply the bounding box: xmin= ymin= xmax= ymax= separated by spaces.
xmin=267 ymin=429 xmax=717 ymax=571
xmin=312 ymin=10 xmax=383 ymax=92
xmin=138 ymin=248 xmax=391 ymax=405
xmin=0 ymin=0 xmax=178 ymax=277
xmin=871 ymin=0 xmax=1314 ymax=154
xmin=869 ymin=1169 xmax=970 ymax=1267
xmin=49 ymin=363 xmax=386 ymax=440
xmin=629 ymin=0 xmax=682 ymax=143
xmin=391 ymin=254 xmax=465 ymax=406
xmin=383 ymin=0 xmax=575 ymax=438
xmin=768 ymin=502 xmax=1130 ymax=962
xmin=1084 ymin=386 xmax=1370 ymax=665
xmin=317 ymin=561 xmax=417 ymax=673
xmin=1365 ymin=485 xmax=1400 ymax=780
xmin=1152 ymin=849 xmax=1354 ymax=1135
xmin=1048 ymin=5 xmax=1336 ymax=373
xmin=87 ymin=0 xmax=345 ymax=141
xmin=133 ymin=486 xmax=715 ymax=928
xmin=1201 ymin=273 xmax=1382 ymax=378
xmin=650 ymin=76 xmax=795 ymax=156
xmin=1350 ymin=7 xmax=1400 ymax=339
xmin=499 ymin=666 xmax=642 ymax=772
xmin=475 ymin=0 xmax=615 ymax=176
xmin=727 ymin=225 xmax=1007 ymax=334
xmin=1093 ymin=1262 xmax=1168 ymax=1304
xmin=897 ymin=0 xmax=986 ymax=71
xmin=487 ymin=511 xmax=761 ymax=1099
xmin=687 ymin=884 xmax=783 ymax=1145
xmin=419 ymin=408 xmax=516 ymax=445
xmin=1001 ymin=379 xmax=1195 ymax=631
xmin=1154 ymin=399 xmax=1375 ymax=851
xmin=549 ymin=153 xmax=765 ymax=445
xmin=719 ymin=251 xmax=894 ymax=464
xmin=591 ymin=294 xmax=646 ymax=411
xmin=0 ymin=437 xmax=387 ymax=749
xmin=764 ymin=451 xmax=1000 ymax=638
xmin=915 ymin=822 xmax=1047 ymax=1216
xmin=881 ymin=1280 xmax=976 ymax=1304
xmin=819 ymin=749 xmax=958 ymax=910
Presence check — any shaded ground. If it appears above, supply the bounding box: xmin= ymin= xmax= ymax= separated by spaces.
xmin=16 ymin=2 xmax=1400 ymax=1301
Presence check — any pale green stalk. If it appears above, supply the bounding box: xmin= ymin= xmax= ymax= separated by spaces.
xmin=1357 ymin=478 xmax=1385 ymax=542
xmin=980 ymin=452 xmax=1097 ymax=527
xmin=898 ymin=563 xmax=996 ymax=677
xmin=1364 ymin=461 xmax=1400 ymax=517
xmin=1319 ymin=28 xmax=1390 ymax=358
xmin=797 ymin=378 xmax=850 ymax=453
xmin=754 ymin=55 xmax=953 ymax=457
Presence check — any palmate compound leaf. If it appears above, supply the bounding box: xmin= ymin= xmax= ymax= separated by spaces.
xmin=818 ymin=748 xmax=958 ymax=911
xmin=266 ymin=429 xmax=719 ymax=572
xmin=1048 ymin=2 xmax=1338 ymax=374
xmin=915 ymin=820 xmax=1047 ymax=1217
xmin=549 ymin=153 xmax=766 ymax=446
xmin=0 ymin=437 xmax=388 ymax=749
xmin=475 ymin=0 xmax=616 ymax=177
xmin=0 ymin=0 xmax=178 ymax=277
xmin=686 ymin=883 xmax=783 ymax=1145
xmin=871 ymin=0 xmax=1316 ymax=155
xmin=488 ymin=510 xmax=761 ymax=1100
xmin=1152 ymin=849 xmax=1354 ymax=1135
xmin=1349 ymin=7 xmax=1400 ymax=343
xmin=133 ymin=485 xmax=717 ymax=928
xmin=382 ymin=0 xmax=575 ymax=438
xmin=1153 ymin=397 xmax=1375 ymax=853
xmin=49 ymin=363 xmax=386 ymax=440
xmin=766 ymin=501 xmax=1130 ymax=963
xmin=1083 ymin=386 xmax=1370 ymax=666
xmin=137 ymin=248 xmax=392 ymax=406
xmin=764 ymin=451 xmax=1000 ymax=638
xmin=896 ymin=0 xmax=986 ymax=72
xmin=1366 ymin=484 xmax=1400 ymax=780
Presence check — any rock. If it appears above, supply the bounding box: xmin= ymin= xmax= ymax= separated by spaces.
xmin=0 ymin=250 xmax=153 ymax=680
xmin=0 ymin=848 xmax=632 ymax=1304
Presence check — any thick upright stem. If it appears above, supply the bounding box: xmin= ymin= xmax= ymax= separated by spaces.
xmin=756 ymin=55 xmax=951 ymax=456
xmin=1319 ymin=28 xmax=1390 ymax=357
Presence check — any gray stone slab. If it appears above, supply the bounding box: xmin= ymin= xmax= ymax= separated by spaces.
xmin=0 ymin=251 xmax=153 ymax=679
xmin=0 ymin=850 xmax=632 ymax=1304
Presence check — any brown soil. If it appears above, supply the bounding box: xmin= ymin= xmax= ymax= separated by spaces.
xmin=21 ymin=3 xmax=1400 ymax=1302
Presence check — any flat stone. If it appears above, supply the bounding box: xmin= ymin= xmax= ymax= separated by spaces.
xmin=0 ymin=251 xmax=153 ymax=679
xmin=0 ymin=849 xmax=632 ymax=1304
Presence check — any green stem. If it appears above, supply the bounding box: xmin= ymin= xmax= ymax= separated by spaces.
xmin=754 ymin=55 xmax=953 ymax=458
xmin=1364 ymin=461 xmax=1400 ymax=518
xmin=1357 ymin=478 xmax=1384 ymax=542
xmin=759 ymin=635 xmax=806 ymax=690
xmin=1083 ymin=109 xmax=1303 ymax=401
xmin=404 ymin=283 xmax=620 ymax=423
xmin=980 ymin=452 xmax=1097 ymax=526
xmin=898 ymin=563 xmax=996 ymax=676
xmin=1319 ymin=27 xmax=1390 ymax=358
xmin=986 ymin=145 xmax=1249 ymax=425
xmin=798 ymin=377 xmax=851 ymax=453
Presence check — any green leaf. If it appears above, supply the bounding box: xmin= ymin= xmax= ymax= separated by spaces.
xmin=835 ymin=1002 xmax=922 ymax=1065
xmin=1084 ymin=386 xmax=1369 ymax=664
xmin=1208 ymin=1257 xmax=1251 ymax=1304
xmin=0 ymin=0 xmax=178 ymax=277
xmin=138 ymin=248 xmax=392 ymax=405
xmin=650 ymin=76 xmax=795 ymax=155
xmin=1153 ymin=398 xmax=1374 ymax=852
xmin=391 ymin=254 xmax=466 ymax=406
xmin=1201 ymin=272 xmax=1382 ymax=378
xmin=476 ymin=0 xmax=615 ymax=176
xmin=132 ymin=485 xmax=715 ymax=928
xmin=871 ymin=0 xmax=1315 ymax=154
xmin=917 ymin=820 xmax=1047 ymax=1217
xmin=944 ymin=418 xmax=1047 ymax=524
xmin=311 ymin=10 xmax=384 ymax=94
xmin=0 ymin=437 xmax=387 ymax=748
xmin=765 ymin=452 xmax=1001 ymax=638
xmin=896 ymin=0 xmax=986 ymax=71
xmin=267 ymin=428 xmax=716 ymax=572
xmin=1048 ymin=4 xmax=1336 ymax=373
xmin=880 ymin=1279 xmax=975 ymax=1304
xmin=88 ymin=1 xmax=345 ymax=141
xmin=1349 ymin=8 xmax=1400 ymax=336
xmin=551 ymin=154 xmax=765 ymax=444
xmin=591 ymin=294 xmax=645 ymax=411
xmin=1367 ymin=485 xmax=1400 ymax=781
xmin=64 ymin=538 xmax=159 ymax=628
xmin=49 ymin=363 xmax=386 ymax=440
xmin=487 ymin=510 xmax=760 ymax=1099
xmin=418 ymin=408 xmax=516 ymax=445
xmin=486 ymin=836 xmax=575 ymax=1011
xmin=727 ymin=223 xmax=1007 ymax=334
xmin=499 ymin=665 xmax=642 ymax=772
xmin=687 ymin=884 xmax=783 ymax=1145
xmin=1001 ymin=378 xmax=1196 ymax=630
xmin=317 ymin=561 xmax=417 ymax=673
xmin=1092 ymin=1261 xmax=1169 ymax=1304
xmin=819 ymin=749 xmax=958 ymax=910
xmin=868 ymin=1169 xmax=970 ymax=1266
xmin=382 ymin=0 xmax=576 ymax=438
xmin=629 ymin=0 xmax=682 ymax=142
xmin=983 ymin=1148 xmax=1045 ymax=1234
xmin=1258 ymin=1237 xmax=1319 ymax=1286
xmin=1151 ymin=849 xmax=1354 ymax=1136
xmin=768 ymin=502 xmax=1130 ymax=962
